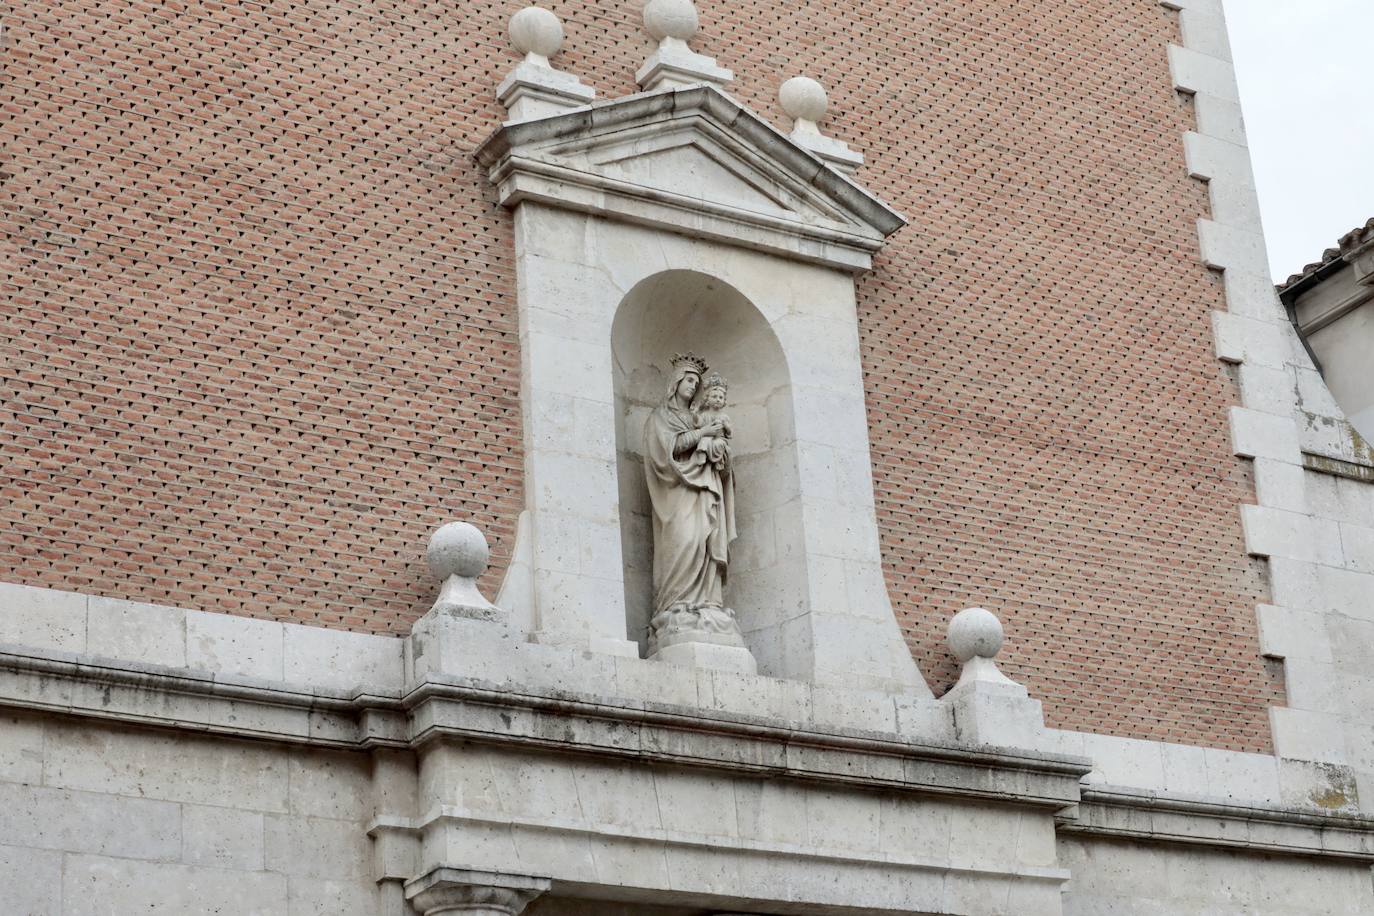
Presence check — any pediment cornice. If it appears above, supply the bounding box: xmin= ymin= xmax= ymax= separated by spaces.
xmin=475 ymin=84 xmax=906 ymax=271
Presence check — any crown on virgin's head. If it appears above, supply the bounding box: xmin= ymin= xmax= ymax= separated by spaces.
xmin=701 ymin=372 xmax=728 ymax=393
xmin=670 ymin=352 xmax=708 ymax=375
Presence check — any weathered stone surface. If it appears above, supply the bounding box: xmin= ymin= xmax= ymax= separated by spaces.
xmin=0 ymin=581 xmax=87 ymax=653
xmin=0 ymin=843 xmax=62 ymax=916
xmin=181 ymin=804 xmax=265 ymax=870
xmin=186 ymin=610 xmax=284 ymax=681
xmin=0 ymin=783 xmax=181 ymax=861
xmin=264 ymin=814 xmax=371 ymax=880
xmin=0 ymin=710 xmax=45 ymax=785
xmin=62 ymin=855 xmax=289 ymax=915
xmin=43 ymin=718 xmax=290 ymax=812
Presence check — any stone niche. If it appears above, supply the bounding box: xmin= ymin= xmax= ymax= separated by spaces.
xmin=611 ymin=269 xmax=801 ymax=665
xmin=479 ymin=82 xmax=928 ymax=692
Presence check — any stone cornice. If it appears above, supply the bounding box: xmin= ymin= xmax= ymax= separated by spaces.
xmin=407 ymin=677 xmax=1089 ymax=811
xmin=1059 ymin=786 xmax=1374 ymax=862
xmin=0 ymin=642 xmax=410 ymax=749
xmin=473 ymin=84 xmax=906 ymax=271
xmin=0 ymin=644 xmax=1085 ymax=810
xmin=11 ymin=642 xmax=1374 ymax=860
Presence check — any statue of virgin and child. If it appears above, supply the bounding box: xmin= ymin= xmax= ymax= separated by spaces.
xmin=642 ymin=352 xmax=748 ymax=655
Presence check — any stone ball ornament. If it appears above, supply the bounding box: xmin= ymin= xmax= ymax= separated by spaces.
xmin=779 ymin=76 xmax=828 ymax=125
xmin=947 ymin=606 xmax=1004 ymax=662
xmin=426 ymin=521 xmax=490 ymax=582
xmin=509 ymin=6 xmax=565 ymax=60
xmin=643 ymin=0 xmax=700 ymax=43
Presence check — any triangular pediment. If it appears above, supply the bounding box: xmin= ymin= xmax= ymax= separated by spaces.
xmin=476 ymin=85 xmax=905 ymax=271
xmin=541 ymin=118 xmax=857 ymax=229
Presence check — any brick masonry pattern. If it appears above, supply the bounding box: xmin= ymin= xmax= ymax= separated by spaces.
xmin=0 ymin=0 xmax=1284 ymax=750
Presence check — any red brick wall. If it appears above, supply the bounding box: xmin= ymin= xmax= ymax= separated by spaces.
xmin=0 ymin=0 xmax=1283 ymax=749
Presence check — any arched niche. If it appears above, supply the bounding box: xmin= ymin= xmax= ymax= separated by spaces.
xmin=610 ymin=271 xmax=803 ymax=675
xmin=480 ymin=82 xmax=930 ymax=693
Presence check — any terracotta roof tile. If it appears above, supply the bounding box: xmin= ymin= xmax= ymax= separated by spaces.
xmin=1279 ymin=217 xmax=1374 ymax=291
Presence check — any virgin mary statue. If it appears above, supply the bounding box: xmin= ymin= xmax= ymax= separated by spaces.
xmin=642 ymin=353 xmax=745 ymax=654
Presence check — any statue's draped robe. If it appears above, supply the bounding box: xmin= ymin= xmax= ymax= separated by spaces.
xmin=644 ymin=400 xmax=736 ymax=616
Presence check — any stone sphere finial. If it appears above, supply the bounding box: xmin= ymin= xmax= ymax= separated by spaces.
xmin=427 ymin=521 xmax=490 ymax=583
xmin=947 ymin=607 xmax=1004 ymax=663
xmin=780 ymin=76 xmax=828 ymax=127
xmin=643 ymin=0 xmax=699 ymax=44
xmin=509 ymin=6 xmax=565 ymax=63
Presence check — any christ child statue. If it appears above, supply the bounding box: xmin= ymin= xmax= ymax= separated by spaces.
xmin=692 ymin=373 xmax=732 ymax=471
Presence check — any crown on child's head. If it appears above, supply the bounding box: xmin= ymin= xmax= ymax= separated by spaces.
xmin=670 ymin=352 xmax=708 ymax=375
xmin=701 ymin=372 xmax=728 ymax=394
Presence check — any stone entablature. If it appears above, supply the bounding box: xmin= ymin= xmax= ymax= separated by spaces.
xmin=3 ymin=578 xmax=1374 ymax=914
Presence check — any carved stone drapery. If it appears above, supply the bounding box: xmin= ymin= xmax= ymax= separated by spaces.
xmin=642 ymin=355 xmax=746 ymax=658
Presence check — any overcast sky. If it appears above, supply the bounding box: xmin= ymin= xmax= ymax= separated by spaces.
xmin=1223 ymin=0 xmax=1374 ymax=282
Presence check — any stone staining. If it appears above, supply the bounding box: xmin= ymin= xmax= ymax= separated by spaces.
xmin=641 ymin=353 xmax=750 ymax=666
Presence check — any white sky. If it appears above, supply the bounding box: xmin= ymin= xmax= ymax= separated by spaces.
xmin=1223 ymin=0 xmax=1374 ymax=281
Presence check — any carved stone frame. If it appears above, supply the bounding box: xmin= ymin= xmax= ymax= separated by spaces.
xmin=479 ymin=83 xmax=928 ymax=693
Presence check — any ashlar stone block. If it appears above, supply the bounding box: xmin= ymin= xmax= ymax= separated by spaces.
xmin=1229 ymin=406 xmax=1300 ymax=463
xmin=43 ymin=719 xmax=290 ymax=812
xmin=62 ymin=855 xmax=288 ymax=916
xmin=1167 ymin=43 xmax=1240 ymax=101
xmin=181 ymin=804 xmax=265 ymax=870
xmin=87 ymin=595 xmax=186 ymax=667
xmin=263 ymin=814 xmax=372 ymax=880
xmin=0 ymin=843 xmax=62 ymax=916
xmin=0 ymin=581 xmax=87 ymax=653
xmin=1270 ymin=706 xmax=1348 ymax=764
xmin=186 ymin=609 xmax=284 ymax=681
xmin=0 ymin=783 xmax=182 ymax=861
xmin=0 ymin=711 xmax=45 ymax=785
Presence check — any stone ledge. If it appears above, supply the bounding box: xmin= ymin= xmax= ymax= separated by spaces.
xmin=0 ymin=643 xmax=1088 ymax=809
xmin=407 ymin=677 xmax=1091 ymax=810
xmin=0 ymin=644 xmax=408 ymax=750
xmin=1059 ymin=786 xmax=1374 ymax=861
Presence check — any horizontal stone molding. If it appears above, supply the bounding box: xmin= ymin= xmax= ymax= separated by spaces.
xmin=473 ymin=84 xmax=905 ymax=272
xmin=417 ymin=806 xmax=1070 ymax=909
xmin=407 ymin=678 xmax=1089 ymax=810
xmin=0 ymin=641 xmax=1087 ymax=810
xmin=1059 ymin=786 xmax=1374 ymax=861
xmin=0 ymin=643 xmax=409 ymax=750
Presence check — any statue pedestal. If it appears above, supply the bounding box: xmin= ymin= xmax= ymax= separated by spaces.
xmin=650 ymin=641 xmax=757 ymax=675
